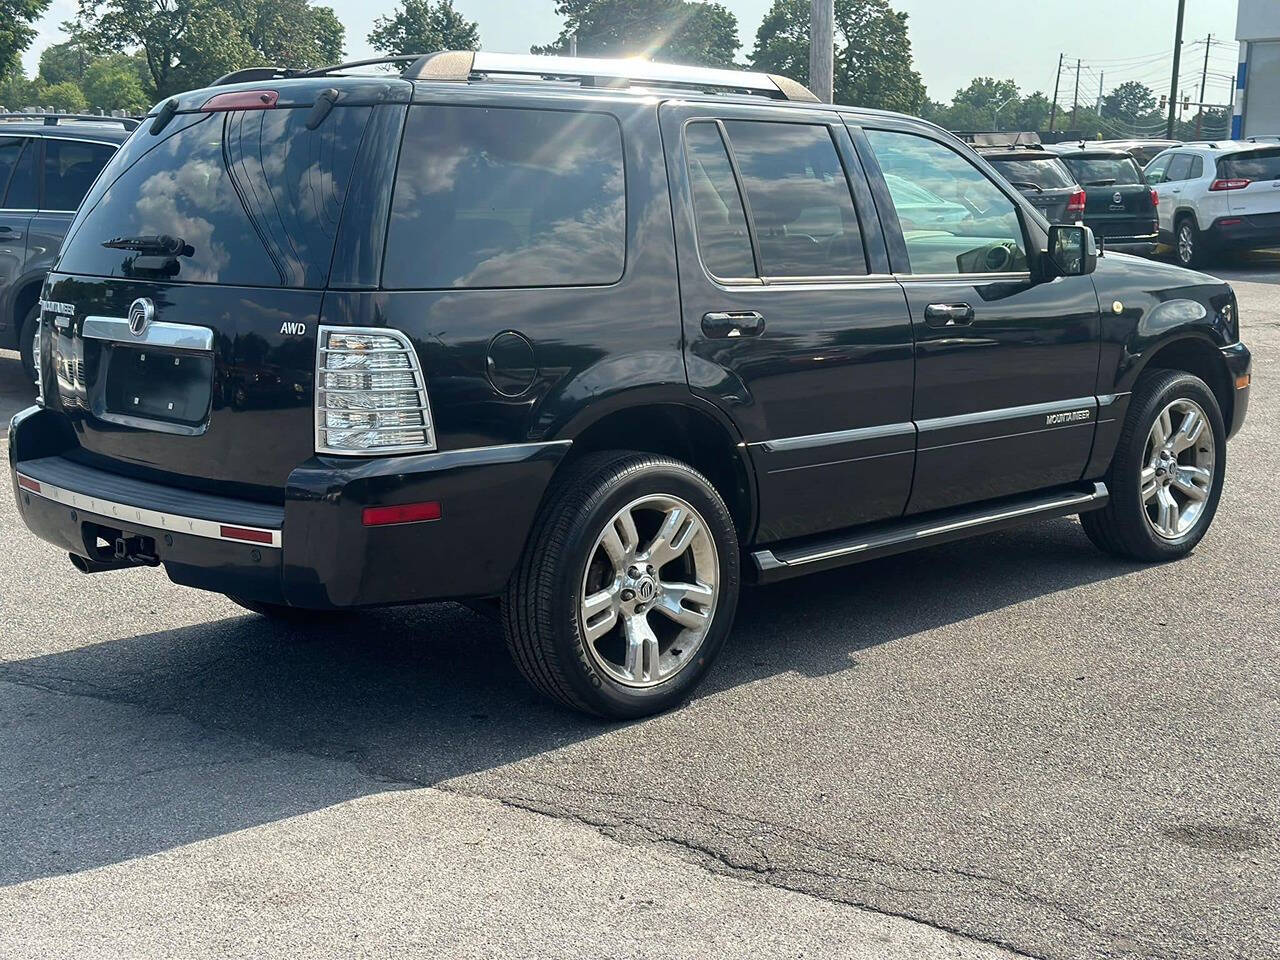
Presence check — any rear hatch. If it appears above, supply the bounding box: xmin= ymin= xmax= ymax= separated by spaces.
xmin=986 ymin=154 xmax=1079 ymax=223
xmin=40 ymin=78 xmax=402 ymax=500
xmin=1216 ymin=147 xmax=1280 ymax=219
xmin=1060 ymin=153 xmax=1158 ymax=240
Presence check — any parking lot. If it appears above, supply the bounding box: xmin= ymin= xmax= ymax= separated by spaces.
xmin=0 ymin=254 xmax=1277 ymax=960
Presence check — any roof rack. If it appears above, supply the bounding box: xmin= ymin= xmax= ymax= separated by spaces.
xmin=210 ymin=51 xmax=821 ymax=103
xmin=401 ymin=51 xmax=820 ymax=102
xmin=0 ymin=112 xmax=140 ymax=130
xmin=958 ymin=131 xmax=1043 ymax=148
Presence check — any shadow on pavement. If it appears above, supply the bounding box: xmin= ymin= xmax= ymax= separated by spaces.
xmin=0 ymin=351 xmax=34 ymax=439
xmin=0 ymin=515 xmax=1142 ymax=886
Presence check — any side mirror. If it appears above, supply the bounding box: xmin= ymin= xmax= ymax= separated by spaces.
xmin=1045 ymin=223 xmax=1098 ymax=278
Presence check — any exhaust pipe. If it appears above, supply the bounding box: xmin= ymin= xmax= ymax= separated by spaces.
xmin=69 ymin=552 xmax=143 ymax=574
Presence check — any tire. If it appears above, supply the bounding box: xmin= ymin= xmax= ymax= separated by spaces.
xmin=18 ymin=304 xmax=39 ymax=386
xmin=1174 ymin=215 xmax=1208 ymax=269
xmin=226 ymin=595 xmax=348 ymax=624
xmin=502 ymin=451 xmax=740 ymax=719
xmin=1081 ymin=370 xmax=1226 ymax=562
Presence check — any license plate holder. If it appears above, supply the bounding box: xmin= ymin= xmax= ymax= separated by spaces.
xmin=99 ymin=343 xmax=214 ymax=434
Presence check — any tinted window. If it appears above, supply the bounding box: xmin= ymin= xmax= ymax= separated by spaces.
xmin=1166 ymin=155 xmax=1193 ymax=182
xmin=988 ymin=157 xmax=1076 ymax=189
xmin=721 ymin=120 xmax=866 ymax=277
xmin=385 ymin=106 xmax=625 ymax=289
xmin=0 ymin=137 xmax=27 ymax=208
xmin=684 ymin=122 xmax=755 ymax=278
xmin=4 ymin=139 xmax=37 ymax=209
xmin=1189 ymin=156 xmax=1203 ymax=179
xmin=42 ymin=139 xmax=116 ymax=211
xmin=1219 ymin=148 xmax=1280 ymax=180
xmin=1060 ymin=155 xmax=1143 ymax=186
xmin=867 ymin=129 xmax=1027 ymax=276
xmin=58 ymin=107 xmax=370 ymax=287
xmin=1144 ymin=155 xmax=1171 ymax=184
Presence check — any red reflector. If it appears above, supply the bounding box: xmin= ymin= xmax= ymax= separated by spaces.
xmin=219 ymin=525 xmax=275 ymax=544
xmin=201 ymin=90 xmax=279 ymax=112
xmin=1220 ymin=218 xmax=1243 ymax=227
xmin=362 ymin=501 xmax=443 ymax=527
xmin=16 ymin=475 xmax=40 ymax=493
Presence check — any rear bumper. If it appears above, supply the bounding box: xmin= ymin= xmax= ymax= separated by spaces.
xmin=1104 ymin=239 xmax=1158 ymax=256
xmin=10 ymin=406 xmax=569 ymax=608
xmin=1205 ymin=214 xmax=1280 ymax=250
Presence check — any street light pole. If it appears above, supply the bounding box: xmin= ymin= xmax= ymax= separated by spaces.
xmin=1167 ymin=0 xmax=1187 ymax=139
xmin=993 ymin=96 xmax=1016 ymax=132
xmin=810 ymin=0 xmax=834 ymax=104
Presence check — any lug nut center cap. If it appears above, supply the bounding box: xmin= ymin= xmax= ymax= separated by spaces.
xmin=635 ymin=577 xmax=656 ymax=602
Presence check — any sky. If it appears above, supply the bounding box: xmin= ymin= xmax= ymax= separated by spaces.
xmin=23 ymin=0 xmax=1243 ymax=107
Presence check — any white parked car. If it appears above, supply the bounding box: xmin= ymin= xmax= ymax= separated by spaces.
xmin=1144 ymin=141 xmax=1280 ymax=267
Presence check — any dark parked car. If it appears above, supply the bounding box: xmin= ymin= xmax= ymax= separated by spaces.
xmin=0 ymin=114 xmax=136 ymax=381
xmin=11 ymin=54 xmax=1251 ymax=717
xmin=1050 ymin=144 xmax=1160 ymax=254
xmin=1090 ymin=139 xmax=1182 ymax=166
xmin=976 ymin=146 xmax=1085 ymax=223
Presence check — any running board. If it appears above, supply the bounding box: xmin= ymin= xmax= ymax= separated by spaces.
xmin=752 ymin=482 xmax=1109 ymax=583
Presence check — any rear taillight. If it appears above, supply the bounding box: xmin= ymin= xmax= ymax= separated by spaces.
xmin=1149 ymin=188 xmax=1159 ymax=208
xmin=1210 ymin=178 xmax=1251 ymax=191
xmin=1066 ymin=188 xmax=1086 ymax=219
xmin=201 ymin=90 xmax=278 ymax=112
xmin=315 ymin=326 xmax=436 ymax=455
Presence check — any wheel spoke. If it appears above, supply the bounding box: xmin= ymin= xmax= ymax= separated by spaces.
xmin=653 ymin=581 xmax=714 ymax=630
xmin=645 ymin=506 xmax=700 ymax=569
xmin=581 ymin=587 xmax=620 ymax=643
xmin=622 ymin=614 xmax=660 ymax=683
xmin=600 ymin=508 xmax=639 ymax=569
xmin=1155 ymin=487 xmax=1180 ymax=537
xmin=1173 ymin=466 xmax=1210 ymax=502
xmin=1151 ymin=408 xmax=1173 ymax=448
xmin=1170 ymin=409 xmax=1204 ymax=454
xmin=1140 ymin=466 xmax=1160 ymax=503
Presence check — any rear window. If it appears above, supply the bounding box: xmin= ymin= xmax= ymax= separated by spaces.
xmin=1060 ymin=155 xmax=1144 ymax=187
xmin=987 ymin=157 xmax=1076 ymax=189
xmin=1218 ymin=148 xmax=1280 ymax=181
xmin=383 ymin=105 xmax=626 ymax=289
xmin=57 ymin=107 xmax=371 ymax=288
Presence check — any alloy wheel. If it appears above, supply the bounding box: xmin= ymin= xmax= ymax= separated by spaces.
xmin=579 ymin=494 xmax=719 ymax=687
xmin=1177 ymin=224 xmax=1195 ymax=266
xmin=1141 ymin=398 xmax=1215 ymax=540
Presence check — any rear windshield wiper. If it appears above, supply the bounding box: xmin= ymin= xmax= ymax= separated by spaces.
xmin=1008 ymin=180 xmax=1044 ymax=193
xmin=102 ymin=234 xmax=193 ymax=257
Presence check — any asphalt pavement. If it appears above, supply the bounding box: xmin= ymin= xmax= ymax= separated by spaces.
xmin=1 ymin=255 xmax=1277 ymax=959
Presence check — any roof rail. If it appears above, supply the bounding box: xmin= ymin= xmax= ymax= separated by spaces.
xmin=0 ymin=112 xmax=140 ymax=130
xmin=401 ymin=51 xmax=820 ymax=103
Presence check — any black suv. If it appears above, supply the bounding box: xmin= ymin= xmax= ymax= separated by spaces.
xmin=9 ymin=54 xmax=1252 ymax=718
xmin=1049 ymin=143 xmax=1161 ymax=255
xmin=0 ymin=114 xmax=136 ymax=381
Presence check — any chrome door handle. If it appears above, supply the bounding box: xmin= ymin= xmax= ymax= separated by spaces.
xmin=924 ymin=303 xmax=974 ymax=327
xmin=702 ymin=311 xmax=765 ymax=338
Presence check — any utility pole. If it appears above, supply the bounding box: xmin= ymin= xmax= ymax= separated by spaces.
xmin=1070 ymin=58 xmax=1081 ymax=129
xmin=1195 ymin=34 xmax=1211 ymax=138
xmin=1049 ymin=52 xmax=1064 ymax=132
xmin=1096 ymin=71 xmax=1104 ymax=115
xmin=809 ymin=0 xmax=834 ymax=103
xmin=1167 ymin=0 xmax=1187 ymax=139
xmin=569 ymin=33 xmax=577 ymax=57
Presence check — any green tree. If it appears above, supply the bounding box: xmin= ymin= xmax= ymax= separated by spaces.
xmin=535 ymin=0 xmax=740 ymax=68
xmin=751 ymin=0 xmax=925 ymax=113
xmin=1101 ymin=80 xmax=1157 ymax=124
xmin=43 ymin=80 xmax=89 ymax=112
xmin=81 ymin=53 xmax=150 ymax=112
xmin=79 ymin=0 xmax=344 ymax=98
xmin=39 ymin=35 xmax=97 ymax=86
xmin=0 ymin=65 xmax=41 ymax=109
xmin=368 ymin=0 xmax=478 ymax=57
xmin=1 ymin=0 xmax=53 ymax=73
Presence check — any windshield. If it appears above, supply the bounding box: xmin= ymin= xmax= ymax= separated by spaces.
xmin=988 ymin=157 xmax=1076 ymax=190
xmin=1218 ymin=148 xmax=1280 ymax=181
xmin=1060 ymin=155 xmax=1144 ymax=187
xmin=57 ymin=106 xmax=371 ymax=288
